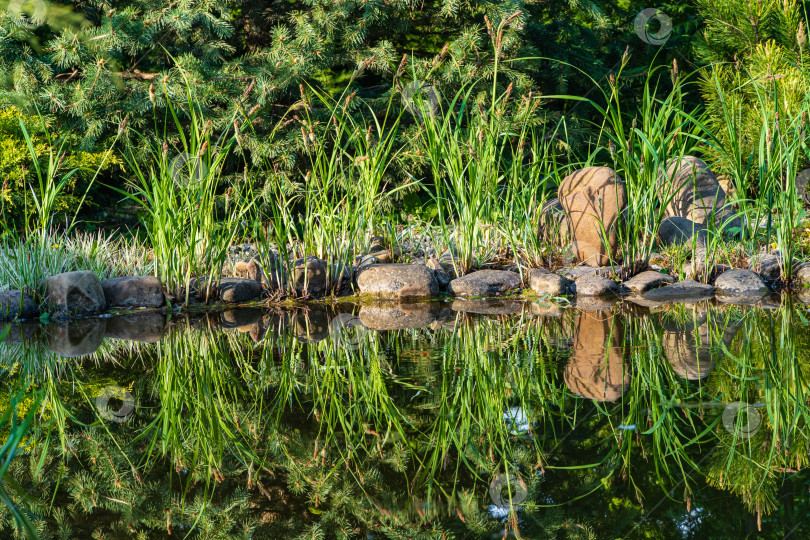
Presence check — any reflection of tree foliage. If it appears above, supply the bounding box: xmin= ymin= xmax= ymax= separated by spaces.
xmin=1 ymin=304 xmax=810 ymax=537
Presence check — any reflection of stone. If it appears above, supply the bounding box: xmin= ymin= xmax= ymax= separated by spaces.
xmin=359 ymin=302 xmax=440 ymax=330
xmin=564 ymin=311 xmax=629 ymax=401
xmin=660 ymin=313 xmax=740 ymax=380
xmin=574 ymin=296 xmax=620 ymax=311
xmin=450 ymin=298 xmax=523 ymax=315
xmin=0 ymin=322 xmax=43 ymax=344
xmin=105 ymin=312 xmax=168 ymax=343
xmin=294 ymin=307 xmax=330 ymax=342
xmin=220 ymin=308 xmax=264 ymax=329
xmin=46 ymin=319 xmax=107 ymax=357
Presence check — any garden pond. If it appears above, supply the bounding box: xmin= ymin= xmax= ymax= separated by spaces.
xmin=2 ymin=296 xmax=810 ymax=538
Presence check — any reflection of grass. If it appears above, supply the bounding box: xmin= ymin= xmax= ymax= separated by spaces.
xmin=4 ymin=305 xmax=810 ymax=536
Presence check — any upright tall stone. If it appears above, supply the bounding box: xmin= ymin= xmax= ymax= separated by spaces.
xmin=558 ymin=166 xmax=627 ymax=267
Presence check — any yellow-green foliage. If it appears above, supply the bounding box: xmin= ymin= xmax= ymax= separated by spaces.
xmin=0 ymin=107 xmax=119 ymax=231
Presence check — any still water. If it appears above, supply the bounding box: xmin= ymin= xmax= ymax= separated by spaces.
xmin=1 ymin=297 xmax=809 ymax=539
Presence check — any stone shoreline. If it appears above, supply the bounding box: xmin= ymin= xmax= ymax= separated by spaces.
xmin=0 ymin=256 xmax=807 ymax=323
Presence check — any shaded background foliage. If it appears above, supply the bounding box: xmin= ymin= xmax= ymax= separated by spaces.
xmin=3 ymin=0 xmax=806 ymax=225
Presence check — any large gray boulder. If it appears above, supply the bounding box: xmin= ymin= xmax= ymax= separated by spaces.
xmin=356 ymin=264 xmax=439 ymax=300
xmin=448 ymin=270 xmax=521 ymax=297
xmin=101 ymin=276 xmax=165 ymax=308
xmin=658 ymin=156 xmax=738 ymax=229
xmin=44 ymin=271 xmax=106 ymax=317
xmin=0 ymin=290 xmax=38 ymax=321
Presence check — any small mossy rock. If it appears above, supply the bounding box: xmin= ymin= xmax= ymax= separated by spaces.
xmin=528 ymin=269 xmax=571 ymax=296
xmin=218 ymin=277 xmax=261 ymax=303
xmin=564 ymin=311 xmax=629 ymax=402
xmin=359 ymin=302 xmax=439 ymax=330
xmin=448 ymin=270 xmax=521 ymax=297
xmin=623 ymin=271 xmax=675 ymax=294
xmin=643 ymin=279 xmax=715 ymax=303
xmin=558 ymin=166 xmax=627 ymax=267
xmin=293 ymin=256 xmax=328 ymax=298
xmin=657 ymin=216 xmax=707 ymax=247
xmin=714 ymin=269 xmax=768 ymax=301
xmin=536 ymin=198 xmax=571 ymax=247
xmin=101 ymin=276 xmax=165 ymax=308
xmin=573 ymin=275 xmax=621 ymax=296
xmin=45 ymin=271 xmax=106 ymax=317
xmin=357 ymin=264 xmax=439 ymax=299
xmin=105 ymin=312 xmax=168 ymax=343
xmin=46 ymin=319 xmax=107 ymax=357
xmin=658 ymin=156 xmax=737 ymax=228
xmin=0 ymin=290 xmax=38 ymax=320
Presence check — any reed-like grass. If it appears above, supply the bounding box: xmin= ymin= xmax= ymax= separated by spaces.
xmin=120 ymin=77 xmax=255 ymax=302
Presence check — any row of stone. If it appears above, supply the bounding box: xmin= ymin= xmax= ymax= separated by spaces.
xmin=354 ymin=263 xmax=779 ymax=304
xmin=0 ymin=256 xmax=790 ymax=322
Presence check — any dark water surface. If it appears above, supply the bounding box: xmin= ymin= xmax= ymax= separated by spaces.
xmin=2 ymin=297 xmax=810 ymax=539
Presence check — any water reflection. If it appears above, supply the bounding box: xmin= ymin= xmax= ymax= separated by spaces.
xmin=1 ymin=298 xmax=810 ymax=538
